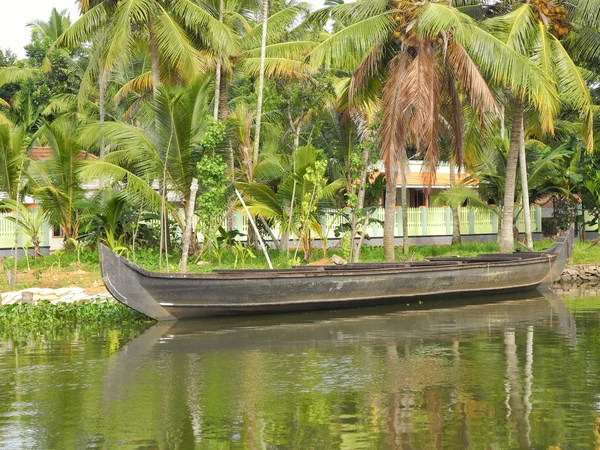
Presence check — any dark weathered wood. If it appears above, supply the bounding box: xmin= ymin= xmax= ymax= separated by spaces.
xmin=99 ymin=227 xmax=574 ymax=321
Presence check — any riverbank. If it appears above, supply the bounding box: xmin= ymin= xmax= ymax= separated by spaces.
xmin=552 ymin=264 xmax=600 ymax=295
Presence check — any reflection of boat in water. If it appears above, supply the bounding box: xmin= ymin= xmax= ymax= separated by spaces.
xmin=103 ymin=291 xmax=577 ymax=449
xmin=99 ymin=227 xmax=574 ymax=320
xmin=117 ymin=290 xmax=575 ymax=356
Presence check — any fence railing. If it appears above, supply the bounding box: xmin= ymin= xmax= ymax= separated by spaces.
xmin=0 ymin=206 xmax=543 ymax=249
xmin=230 ymin=205 xmax=542 ymax=241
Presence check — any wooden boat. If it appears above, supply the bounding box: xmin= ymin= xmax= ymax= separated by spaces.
xmin=99 ymin=227 xmax=574 ymax=320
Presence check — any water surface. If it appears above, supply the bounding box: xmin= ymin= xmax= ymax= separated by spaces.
xmin=1 ymin=292 xmax=600 ymax=449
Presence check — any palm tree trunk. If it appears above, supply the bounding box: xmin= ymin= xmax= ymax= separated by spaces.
xmin=252 ymin=0 xmax=269 ymax=171
xmin=383 ymin=164 xmax=398 ymax=262
xmin=449 ymin=160 xmax=461 ymax=245
xmin=213 ymin=0 xmax=224 ymax=121
xmin=148 ymin=19 xmax=161 ymax=100
xmin=213 ymin=62 xmax=221 ymax=121
xmin=401 ymin=171 xmax=409 ymax=254
xmin=499 ymin=99 xmax=524 ymax=253
xmin=99 ymin=66 xmax=107 ymax=160
xmin=518 ymin=118 xmax=533 ymax=250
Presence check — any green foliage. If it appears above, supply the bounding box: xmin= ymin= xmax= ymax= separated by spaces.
xmin=197 ymin=154 xmax=229 ymax=258
xmin=0 ymin=200 xmax=46 ymax=258
xmin=0 ymin=300 xmax=153 ymax=339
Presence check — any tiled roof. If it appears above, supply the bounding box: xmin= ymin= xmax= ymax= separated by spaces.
xmin=29 ymin=147 xmax=52 ymax=161
xmin=28 ymin=147 xmax=98 ymax=162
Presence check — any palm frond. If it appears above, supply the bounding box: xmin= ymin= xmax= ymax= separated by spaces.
xmin=239 ymin=56 xmax=309 ymax=78
xmin=169 ymin=0 xmax=238 ymax=54
xmin=236 ymin=182 xmax=285 ymax=217
xmin=78 ymin=159 xmax=164 ymax=212
xmin=550 ymin=34 xmax=594 ymax=152
xmin=246 ymin=5 xmax=309 ymax=49
xmin=309 ymin=14 xmax=392 ymax=71
xmin=54 ymin=1 xmax=108 ymax=48
xmin=379 ymin=53 xmax=409 ymax=175
xmin=154 ymin=7 xmax=208 ymax=79
xmin=483 ymin=4 xmax=539 ymax=54
xmin=113 ymin=71 xmax=153 ymax=103
xmin=466 ymin=26 xmax=558 ymax=133
xmin=0 ymin=68 xmax=38 ymax=87
xmin=447 ymin=41 xmax=499 ymax=121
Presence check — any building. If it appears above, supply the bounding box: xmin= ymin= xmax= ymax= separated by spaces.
xmin=373 ymin=160 xmax=476 ymax=207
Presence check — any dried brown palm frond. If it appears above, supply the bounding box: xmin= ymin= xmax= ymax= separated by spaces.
xmin=400 ymin=39 xmax=440 ymax=187
xmin=379 ymin=52 xmax=409 ymax=178
xmin=348 ymin=46 xmax=384 ymax=106
xmin=446 ymin=41 xmax=499 ymax=123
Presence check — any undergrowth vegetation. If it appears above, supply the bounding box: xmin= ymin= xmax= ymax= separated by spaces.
xmin=0 ymin=300 xmax=153 ymax=343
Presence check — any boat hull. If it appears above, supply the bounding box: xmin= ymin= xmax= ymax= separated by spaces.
xmin=100 ymin=250 xmax=569 ymax=321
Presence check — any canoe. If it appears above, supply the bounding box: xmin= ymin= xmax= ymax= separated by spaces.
xmin=99 ymin=227 xmax=574 ymax=320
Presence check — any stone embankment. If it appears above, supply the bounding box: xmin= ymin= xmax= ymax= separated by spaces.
xmin=552 ymin=265 xmax=600 ymax=294
xmin=1 ymin=287 xmax=112 ymax=306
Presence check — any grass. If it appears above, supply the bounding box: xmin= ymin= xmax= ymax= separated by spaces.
xmin=568 ymin=241 xmax=600 ymax=265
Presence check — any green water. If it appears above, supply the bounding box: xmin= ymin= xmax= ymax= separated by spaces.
xmin=2 ymin=292 xmax=600 ymax=449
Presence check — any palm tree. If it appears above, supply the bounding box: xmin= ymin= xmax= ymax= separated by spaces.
xmin=484 ymin=4 xmax=594 ymax=252
xmin=309 ymin=0 xmax=556 ymax=260
xmin=55 ymin=0 xmax=237 ymax=149
xmin=79 ymin=79 xmax=219 ymax=247
xmin=238 ymin=144 xmax=345 ymax=260
xmin=0 ymin=200 xmax=46 ymax=259
xmin=27 ymin=8 xmax=72 ymax=42
xmin=0 ymin=121 xmax=27 ymax=199
xmin=253 ymin=0 xmax=270 ymax=182
xmin=27 ymin=119 xmax=88 ymax=242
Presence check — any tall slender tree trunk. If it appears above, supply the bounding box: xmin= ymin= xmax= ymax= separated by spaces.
xmin=519 ymin=118 xmax=533 ymax=250
xmin=499 ymin=99 xmax=524 ymax=253
xmin=213 ymin=62 xmax=221 ymax=121
xmin=352 ymin=136 xmax=373 ymax=262
xmin=285 ymin=121 xmax=301 ymax=256
xmin=383 ymin=164 xmax=398 ymax=262
xmin=148 ymin=20 xmax=161 ymax=100
xmin=401 ymin=171 xmax=409 ymax=254
xmin=449 ymin=160 xmax=461 ymax=244
xmin=98 ymin=66 xmax=107 ymax=160
xmin=252 ymin=0 xmax=269 ymax=172
xmin=213 ymin=0 xmax=224 ymax=121
xmin=180 ymin=178 xmax=198 ymax=273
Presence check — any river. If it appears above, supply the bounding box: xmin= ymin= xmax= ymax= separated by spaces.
xmin=1 ymin=290 xmax=599 ymax=448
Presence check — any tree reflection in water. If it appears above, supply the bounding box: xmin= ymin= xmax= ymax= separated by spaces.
xmin=2 ymin=292 xmax=600 ymax=449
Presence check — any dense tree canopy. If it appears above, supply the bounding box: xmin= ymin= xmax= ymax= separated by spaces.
xmin=0 ymin=0 xmax=597 ymax=264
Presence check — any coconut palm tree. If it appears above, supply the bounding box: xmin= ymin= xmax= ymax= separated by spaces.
xmin=28 ymin=8 xmax=73 ymax=42
xmin=237 ymin=144 xmax=345 ymax=259
xmin=309 ymin=0 xmax=557 ymax=260
xmin=0 ymin=200 xmax=47 ymax=259
xmin=484 ymin=3 xmax=594 ymax=252
xmin=55 ymin=0 xmax=238 ymax=130
xmin=27 ymin=119 xmax=88 ymax=242
xmin=79 ymin=78 xmax=218 ymax=242
xmin=0 ymin=121 xmax=27 ymax=199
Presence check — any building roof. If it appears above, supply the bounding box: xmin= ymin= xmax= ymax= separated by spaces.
xmin=371 ymin=160 xmax=478 ymax=188
xmin=29 ymin=147 xmax=52 ymax=161
xmin=398 ymin=171 xmax=475 ymax=189
xmin=28 ymin=146 xmax=98 ymax=162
